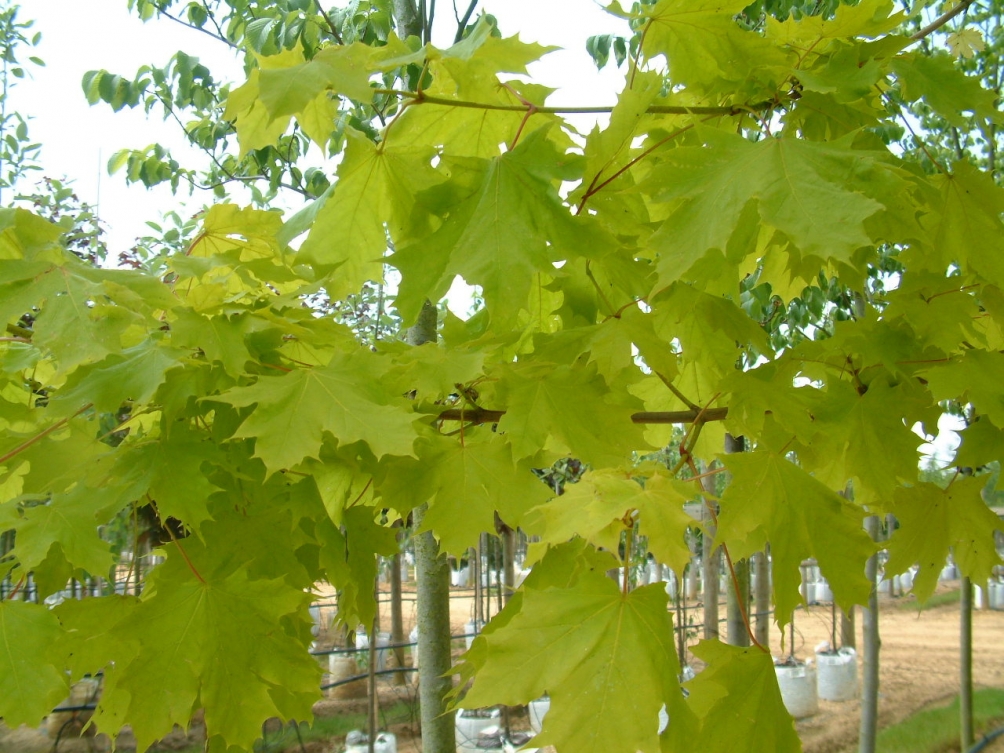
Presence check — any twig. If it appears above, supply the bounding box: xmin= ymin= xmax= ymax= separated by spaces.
xmin=453 ymin=0 xmax=478 ymax=43
xmin=910 ymin=0 xmax=976 ymax=42
xmin=162 ymin=515 xmax=205 ymax=585
xmin=156 ymin=8 xmax=240 ymax=50
xmin=313 ymin=0 xmax=343 ymax=43
xmin=656 ymin=372 xmax=701 ymax=412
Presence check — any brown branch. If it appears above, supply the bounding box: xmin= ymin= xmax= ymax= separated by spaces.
xmin=373 ymin=88 xmax=779 ymax=117
xmin=313 ymin=0 xmax=343 ymax=43
xmin=434 ymin=406 xmax=729 ymax=424
xmin=910 ymin=0 xmax=976 ymax=42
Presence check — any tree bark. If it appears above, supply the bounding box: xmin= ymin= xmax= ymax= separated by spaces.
xmin=413 ymin=504 xmax=454 ymax=753
xmin=960 ymin=576 xmax=975 ymax=751
xmin=405 ymin=301 xmax=454 ymax=753
xmin=390 ymin=551 xmax=406 ymax=685
xmin=753 ymin=548 xmax=770 ymax=647
xmin=722 ymin=434 xmax=748 ymax=646
xmin=700 ymin=488 xmax=720 ymax=641
xmin=726 ymin=558 xmax=750 ymax=647
xmin=841 ymin=607 xmax=856 ymax=650
xmin=859 ymin=515 xmax=882 ymax=753
xmin=392 ymin=0 xmax=423 ymax=39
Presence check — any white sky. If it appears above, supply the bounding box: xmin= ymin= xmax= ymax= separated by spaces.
xmin=12 ymin=0 xmax=625 ymax=252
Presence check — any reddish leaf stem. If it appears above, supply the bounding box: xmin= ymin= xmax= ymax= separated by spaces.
xmin=6 ymin=575 xmax=25 ymax=600
xmin=164 ymin=523 xmax=206 ymax=585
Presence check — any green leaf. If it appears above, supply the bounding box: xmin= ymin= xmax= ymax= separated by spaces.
xmin=460 ymin=572 xmax=682 ymax=753
xmin=644 ymin=131 xmax=884 ymax=286
xmin=297 ymin=129 xmax=444 ymax=300
xmin=94 ymin=543 xmax=321 ymax=751
xmin=716 ymin=450 xmax=875 ymax=626
xmin=0 ymin=601 xmax=69 ymax=729
xmin=924 ymin=350 xmax=1004 ymax=429
xmin=891 ymin=52 xmax=1000 ymax=127
xmin=885 ymin=478 xmax=1003 ymax=604
xmin=391 ymin=127 xmax=590 ymax=327
xmin=497 ymin=359 xmax=650 ymax=467
xmin=170 ymin=310 xmax=252 ymax=377
xmin=416 ymin=431 xmax=551 ymax=554
xmin=685 ymin=641 xmax=801 ymax=753
xmin=213 ymin=350 xmax=419 ymax=474
xmin=525 ymin=468 xmax=699 ymax=575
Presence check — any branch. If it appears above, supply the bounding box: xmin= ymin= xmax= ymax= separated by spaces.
xmin=313 ymin=0 xmax=343 ymax=43
xmin=454 ymin=0 xmax=478 ymax=43
xmin=435 ymin=406 xmax=729 ymax=424
xmin=156 ymin=8 xmax=240 ymax=50
xmin=379 ymin=89 xmax=779 ymax=116
xmin=910 ymin=0 xmax=976 ymax=42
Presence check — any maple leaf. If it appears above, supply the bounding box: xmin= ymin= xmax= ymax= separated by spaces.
xmin=297 ymin=129 xmax=445 ymax=300
xmin=716 ymin=450 xmax=874 ymax=626
xmin=496 ymin=359 xmax=650 ymax=467
xmin=684 ymin=641 xmax=801 ymax=752
xmin=644 ymin=130 xmax=885 ymax=286
xmin=416 ymin=432 xmax=552 ymax=554
xmin=891 ymin=52 xmax=999 ymax=127
xmin=525 ymin=468 xmax=699 ymax=575
xmin=170 ymin=310 xmax=253 ymax=377
xmin=11 ymin=484 xmax=117 ymax=588
xmin=947 ymin=28 xmax=986 ymax=60
xmin=94 ymin=542 xmax=321 ymax=751
xmin=459 ymin=572 xmax=682 ymax=753
xmin=885 ymin=478 xmax=1004 ymax=604
xmin=924 ymin=350 xmax=1004 ymax=429
xmin=390 ymin=126 xmax=590 ymax=328
xmin=0 ymin=601 xmax=69 ymax=729
xmin=212 ymin=349 xmax=420 ymax=475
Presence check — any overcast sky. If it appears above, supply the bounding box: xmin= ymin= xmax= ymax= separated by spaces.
xmin=12 ymin=0 xmax=625 ymax=252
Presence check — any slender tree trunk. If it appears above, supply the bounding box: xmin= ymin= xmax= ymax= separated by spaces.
xmin=390 ymin=551 xmax=406 ymax=685
xmin=392 ymin=0 xmax=423 ymax=39
xmin=700 ymin=496 xmax=720 ymax=641
xmin=841 ymin=608 xmax=856 ymax=650
xmin=960 ymin=576 xmax=975 ymax=751
xmin=497 ymin=516 xmax=516 ymax=605
xmin=859 ymin=515 xmax=882 ymax=753
xmin=754 ymin=547 xmax=770 ymax=647
xmin=405 ymin=301 xmax=454 ymax=753
xmin=727 ymin=559 xmax=750 ymax=647
xmin=722 ymin=434 xmax=748 ymax=646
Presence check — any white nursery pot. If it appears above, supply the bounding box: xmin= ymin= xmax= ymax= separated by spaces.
xmin=775 ymin=662 xmax=819 ymax=718
xmin=816 ymin=648 xmax=857 ymax=702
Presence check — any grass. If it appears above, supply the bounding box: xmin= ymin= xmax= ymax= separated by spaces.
xmin=897 ymin=588 xmax=961 ymax=611
xmin=874 ymin=688 xmax=1004 ymax=753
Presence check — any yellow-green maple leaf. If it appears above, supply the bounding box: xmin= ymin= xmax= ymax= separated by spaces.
xmin=716 ymin=450 xmax=874 ymax=626
xmin=460 ymin=572 xmax=683 ymax=753
xmin=885 ymin=478 xmax=1004 ymax=603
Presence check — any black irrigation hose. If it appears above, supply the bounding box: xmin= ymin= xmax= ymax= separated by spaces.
xmin=321 ymin=667 xmax=418 ymax=690
xmin=969 ymin=726 xmax=1004 ymax=753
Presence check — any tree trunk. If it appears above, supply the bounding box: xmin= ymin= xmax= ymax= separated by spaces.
xmin=859 ymin=515 xmax=882 ymax=753
xmin=497 ymin=515 xmax=516 ymax=605
xmin=405 ymin=301 xmax=454 ymax=753
xmin=960 ymin=576 xmax=975 ymax=752
xmin=841 ymin=607 xmax=856 ymax=650
xmin=700 ymin=493 xmax=720 ymax=641
xmin=392 ymin=0 xmax=423 ymax=39
xmin=413 ymin=504 xmax=454 ymax=753
xmin=753 ymin=548 xmax=770 ymax=647
xmin=726 ymin=558 xmax=750 ymax=647
xmin=390 ymin=551 xmax=406 ymax=685
xmin=723 ymin=434 xmax=747 ymax=645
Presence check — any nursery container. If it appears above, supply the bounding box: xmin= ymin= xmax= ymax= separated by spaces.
xmin=345 ymin=731 xmax=396 ymax=753
xmin=528 ymin=696 xmax=550 ymax=734
xmin=940 ymin=563 xmax=959 ymax=581
xmin=801 ymin=581 xmax=816 ymax=604
xmin=457 ymin=708 xmax=501 ymax=752
xmin=989 ymin=580 xmax=1004 ymax=610
xmin=816 ymin=648 xmax=857 ymax=702
xmin=464 ymin=620 xmax=483 ymax=650
xmin=815 ymin=580 xmax=833 ymax=603
xmin=775 ymin=662 xmax=819 ymax=718
xmin=327 ymin=656 xmax=366 ymax=699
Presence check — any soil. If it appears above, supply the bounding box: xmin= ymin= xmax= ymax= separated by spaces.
xmin=3 ymin=581 xmax=1002 ymax=753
